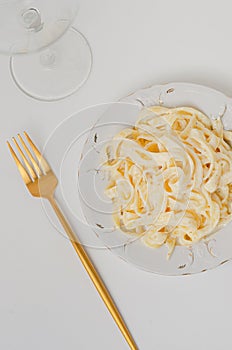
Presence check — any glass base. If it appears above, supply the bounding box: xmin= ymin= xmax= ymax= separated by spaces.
xmin=10 ymin=27 xmax=92 ymax=101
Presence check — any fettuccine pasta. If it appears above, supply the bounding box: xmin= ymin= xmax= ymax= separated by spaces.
xmin=103 ymin=106 xmax=232 ymax=258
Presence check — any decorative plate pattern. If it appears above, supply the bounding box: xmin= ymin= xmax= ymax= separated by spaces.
xmin=79 ymin=83 xmax=232 ymax=275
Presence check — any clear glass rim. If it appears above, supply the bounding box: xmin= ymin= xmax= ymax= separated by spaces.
xmin=0 ymin=4 xmax=79 ymax=56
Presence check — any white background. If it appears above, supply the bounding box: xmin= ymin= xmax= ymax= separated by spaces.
xmin=1 ymin=0 xmax=232 ymax=349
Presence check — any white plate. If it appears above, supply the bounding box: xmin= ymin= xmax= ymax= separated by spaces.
xmin=43 ymin=82 xmax=232 ymax=275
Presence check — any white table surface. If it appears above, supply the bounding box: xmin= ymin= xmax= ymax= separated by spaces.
xmin=1 ymin=0 xmax=232 ymax=349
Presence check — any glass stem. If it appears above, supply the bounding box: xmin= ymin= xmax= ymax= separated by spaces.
xmin=40 ymin=49 xmax=57 ymax=69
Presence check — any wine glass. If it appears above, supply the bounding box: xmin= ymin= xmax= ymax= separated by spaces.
xmin=0 ymin=0 xmax=92 ymax=101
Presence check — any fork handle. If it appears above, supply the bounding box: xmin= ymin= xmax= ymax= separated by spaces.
xmin=48 ymin=196 xmax=138 ymax=350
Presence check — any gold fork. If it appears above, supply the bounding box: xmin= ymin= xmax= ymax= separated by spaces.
xmin=7 ymin=132 xmax=138 ymax=350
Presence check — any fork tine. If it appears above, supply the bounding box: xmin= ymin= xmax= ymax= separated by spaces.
xmin=12 ymin=137 xmax=37 ymax=181
xmin=17 ymin=134 xmax=42 ymax=177
xmin=7 ymin=141 xmax=31 ymax=185
xmin=24 ymin=132 xmax=51 ymax=173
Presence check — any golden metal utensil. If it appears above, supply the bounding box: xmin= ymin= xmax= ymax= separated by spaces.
xmin=7 ymin=132 xmax=138 ymax=350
